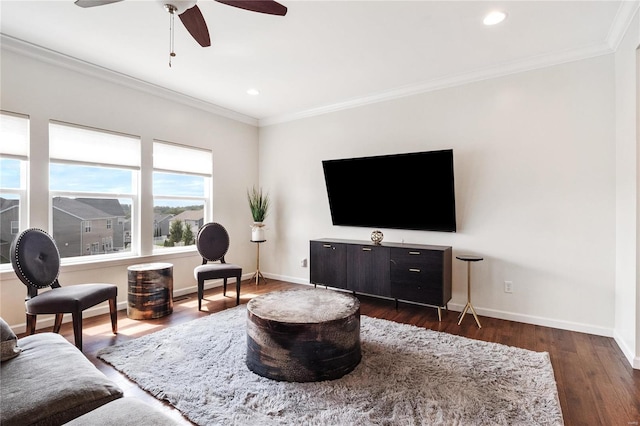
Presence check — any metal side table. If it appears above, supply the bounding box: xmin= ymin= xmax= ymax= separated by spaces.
xmin=250 ymin=239 xmax=267 ymax=285
xmin=456 ymin=255 xmax=483 ymax=328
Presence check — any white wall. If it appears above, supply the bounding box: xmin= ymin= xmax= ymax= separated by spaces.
xmin=0 ymin=47 xmax=260 ymax=330
xmin=614 ymin=8 xmax=640 ymax=369
xmin=259 ymin=55 xmax=617 ymax=336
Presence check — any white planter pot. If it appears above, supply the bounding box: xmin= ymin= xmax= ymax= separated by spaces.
xmin=251 ymin=223 xmax=265 ymax=241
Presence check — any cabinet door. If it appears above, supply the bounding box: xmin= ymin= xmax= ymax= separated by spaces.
xmin=390 ymin=248 xmax=444 ymax=306
xmin=310 ymin=241 xmax=347 ymax=289
xmin=347 ymin=244 xmax=390 ymax=297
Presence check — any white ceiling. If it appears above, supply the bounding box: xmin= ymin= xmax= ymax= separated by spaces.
xmin=0 ymin=1 xmax=637 ymax=126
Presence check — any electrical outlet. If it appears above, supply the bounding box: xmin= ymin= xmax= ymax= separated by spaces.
xmin=301 ymin=258 xmax=308 ymax=268
xmin=504 ymin=281 xmax=513 ymax=293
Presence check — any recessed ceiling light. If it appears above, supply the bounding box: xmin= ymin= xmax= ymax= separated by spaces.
xmin=247 ymin=89 xmax=260 ymax=96
xmin=483 ymin=11 xmax=507 ymax=26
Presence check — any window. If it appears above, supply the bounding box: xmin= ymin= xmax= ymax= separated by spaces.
xmin=49 ymin=121 xmax=140 ymax=259
xmin=153 ymin=141 xmax=212 ymax=250
xmin=0 ymin=112 xmax=29 ymax=265
xmin=102 ymin=237 xmax=113 ymax=252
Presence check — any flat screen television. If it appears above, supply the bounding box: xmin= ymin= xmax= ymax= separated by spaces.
xmin=322 ymin=149 xmax=456 ymax=232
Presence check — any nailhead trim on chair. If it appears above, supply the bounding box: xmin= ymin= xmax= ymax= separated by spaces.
xmin=12 ymin=228 xmax=60 ymax=289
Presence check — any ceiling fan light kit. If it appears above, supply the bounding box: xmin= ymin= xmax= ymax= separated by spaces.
xmin=74 ymin=0 xmax=287 ymax=66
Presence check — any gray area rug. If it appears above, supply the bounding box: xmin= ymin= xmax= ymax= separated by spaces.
xmin=97 ymin=306 xmax=563 ymax=425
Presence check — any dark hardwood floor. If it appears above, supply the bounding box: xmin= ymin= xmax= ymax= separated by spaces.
xmin=26 ymin=280 xmax=640 ymax=425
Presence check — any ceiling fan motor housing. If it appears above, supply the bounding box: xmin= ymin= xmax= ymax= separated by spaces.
xmin=159 ymin=0 xmax=197 ymax=15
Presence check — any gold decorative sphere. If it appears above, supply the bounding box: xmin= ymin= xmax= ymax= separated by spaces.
xmin=371 ymin=230 xmax=384 ymax=244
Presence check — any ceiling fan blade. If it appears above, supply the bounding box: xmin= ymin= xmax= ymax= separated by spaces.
xmin=215 ymin=0 xmax=287 ymax=16
xmin=179 ymin=5 xmax=211 ymax=47
xmin=74 ymin=0 xmax=123 ymax=7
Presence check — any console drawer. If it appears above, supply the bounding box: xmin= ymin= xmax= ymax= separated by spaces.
xmin=391 ymin=280 xmax=442 ymax=306
xmin=390 ymin=247 xmax=446 ymax=306
xmin=390 ymin=248 xmax=441 ymax=270
xmin=390 ymin=266 xmax=443 ymax=287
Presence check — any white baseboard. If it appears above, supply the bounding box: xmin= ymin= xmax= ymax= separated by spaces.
xmin=446 ymin=302 xmax=614 ymax=338
xmin=613 ymin=330 xmax=640 ymax=370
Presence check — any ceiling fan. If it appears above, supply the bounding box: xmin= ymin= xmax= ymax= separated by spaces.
xmin=74 ymin=0 xmax=287 ymax=62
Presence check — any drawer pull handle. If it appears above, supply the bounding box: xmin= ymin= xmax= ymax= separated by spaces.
xmin=362 ymin=247 xmax=372 ymax=251
xmin=409 ymin=251 xmax=421 ymax=255
xmin=323 ymin=244 xmax=332 ymax=248
xmin=409 ymin=268 xmax=421 ymax=273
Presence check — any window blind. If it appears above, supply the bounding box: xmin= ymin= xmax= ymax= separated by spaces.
xmin=49 ymin=121 xmax=140 ymax=169
xmin=153 ymin=140 xmax=212 ymax=176
xmin=0 ymin=112 xmax=29 ymax=159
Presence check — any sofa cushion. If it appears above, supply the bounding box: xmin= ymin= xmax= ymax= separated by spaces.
xmin=1 ymin=332 xmax=123 ymax=426
xmin=64 ymin=398 xmax=180 ymax=425
xmin=0 ymin=317 xmax=22 ymax=361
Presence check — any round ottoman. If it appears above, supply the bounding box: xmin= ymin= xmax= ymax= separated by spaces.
xmin=246 ymin=288 xmax=361 ymax=382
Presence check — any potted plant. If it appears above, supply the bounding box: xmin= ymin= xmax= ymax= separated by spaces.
xmin=247 ymin=186 xmax=270 ymax=241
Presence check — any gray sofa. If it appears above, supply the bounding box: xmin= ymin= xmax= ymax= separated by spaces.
xmin=1 ymin=318 xmax=178 ymax=425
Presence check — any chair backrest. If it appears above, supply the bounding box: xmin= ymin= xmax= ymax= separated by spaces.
xmin=196 ymin=223 xmax=230 ymax=263
xmin=10 ymin=228 xmax=61 ymax=293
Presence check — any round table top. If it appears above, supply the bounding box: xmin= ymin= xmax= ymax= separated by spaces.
xmin=456 ymin=254 xmax=484 ymax=262
xmin=127 ymin=262 xmax=173 ymax=271
xmin=247 ymin=288 xmax=359 ymax=323
xmin=250 ymin=240 xmax=266 ymax=243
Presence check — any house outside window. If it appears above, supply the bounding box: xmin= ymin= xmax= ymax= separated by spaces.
xmin=49 ymin=121 xmax=140 ymax=259
xmin=152 ymin=141 xmax=211 ymax=250
xmin=0 ymin=112 xmax=29 ymax=265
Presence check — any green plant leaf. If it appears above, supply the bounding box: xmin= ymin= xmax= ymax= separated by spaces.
xmin=247 ymin=186 xmax=270 ymax=222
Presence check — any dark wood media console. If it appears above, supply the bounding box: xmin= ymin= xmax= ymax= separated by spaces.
xmin=310 ymin=238 xmax=452 ymax=319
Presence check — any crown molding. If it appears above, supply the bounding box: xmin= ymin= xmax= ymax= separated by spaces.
xmin=259 ymin=41 xmax=613 ymax=127
xmin=0 ymin=34 xmax=258 ymax=127
xmin=606 ymin=0 xmax=640 ymax=51
xmin=259 ymin=0 xmax=639 ymax=127
xmin=4 ymin=0 xmax=636 ymax=132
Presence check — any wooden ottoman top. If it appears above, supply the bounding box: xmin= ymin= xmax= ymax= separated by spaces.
xmin=247 ymin=288 xmax=359 ymax=323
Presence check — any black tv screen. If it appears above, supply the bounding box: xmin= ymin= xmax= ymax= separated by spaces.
xmin=322 ymin=149 xmax=456 ymax=232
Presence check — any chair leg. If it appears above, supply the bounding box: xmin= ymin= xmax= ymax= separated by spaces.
xmin=72 ymin=311 xmax=83 ymax=351
xmin=109 ymin=297 xmax=118 ymax=334
xmin=223 ymin=278 xmax=227 ymax=296
xmin=26 ymin=314 xmax=36 ymax=335
xmin=198 ymin=279 xmax=204 ymax=311
xmin=235 ymin=276 xmax=241 ymax=306
xmin=53 ymin=313 xmax=64 ymax=333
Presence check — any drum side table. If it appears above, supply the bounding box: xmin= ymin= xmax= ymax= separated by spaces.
xmin=127 ymin=262 xmax=173 ymax=320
